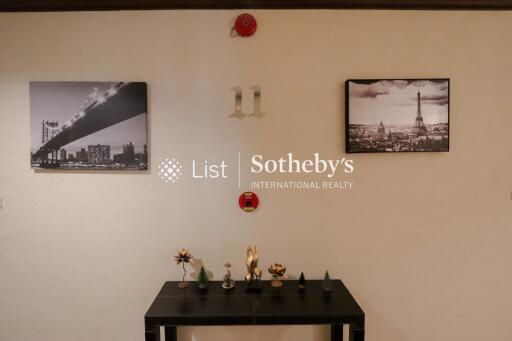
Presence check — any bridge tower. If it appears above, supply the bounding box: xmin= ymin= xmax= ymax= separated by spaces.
xmin=41 ymin=120 xmax=59 ymax=163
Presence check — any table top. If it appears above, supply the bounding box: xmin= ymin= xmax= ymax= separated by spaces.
xmin=145 ymin=280 xmax=364 ymax=327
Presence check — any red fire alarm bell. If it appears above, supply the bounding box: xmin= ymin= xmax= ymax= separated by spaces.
xmin=239 ymin=192 xmax=259 ymax=212
xmin=233 ymin=13 xmax=257 ymax=37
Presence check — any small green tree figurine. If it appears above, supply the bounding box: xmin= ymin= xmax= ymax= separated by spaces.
xmin=298 ymin=272 xmax=306 ymax=290
xmin=322 ymin=271 xmax=332 ymax=293
xmin=197 ymin=266 xmax=209 ymax=289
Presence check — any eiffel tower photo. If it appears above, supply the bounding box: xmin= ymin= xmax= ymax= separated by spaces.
xmin=346 ymin=79 xmax=449 ymax=153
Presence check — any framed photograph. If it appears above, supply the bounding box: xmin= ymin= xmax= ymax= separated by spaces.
xmin=30 ymin=81 xmax=148 ymax=170
xmin=345 ymin=79 xmax=449 ymax=153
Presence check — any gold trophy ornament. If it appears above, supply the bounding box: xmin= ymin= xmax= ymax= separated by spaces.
xmin=245 ymin=245 xmax=263 ymax=292
xmin=174 ymin=249 xmax=193 ymax=289
xmin=268 ymin=263 xmax=286 ymax=287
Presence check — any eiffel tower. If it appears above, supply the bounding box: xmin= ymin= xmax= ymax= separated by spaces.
xmin=415 ymin=91 xmax=427 ymax=135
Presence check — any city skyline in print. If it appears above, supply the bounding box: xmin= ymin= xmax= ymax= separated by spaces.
xmin=30 ymin=81 xmax=148 ymax=170
xmin=346 ymin=79 xmax=449 ymax=153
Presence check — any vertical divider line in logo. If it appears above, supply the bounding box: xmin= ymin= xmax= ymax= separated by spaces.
xmin=238 ymin=152 xmax=241 ymax=189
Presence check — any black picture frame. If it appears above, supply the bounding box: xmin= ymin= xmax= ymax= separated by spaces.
xmin=30 ymin=81 xmax=149 ymax=170
xmin=345 ymin=78 xmax=450 ymax=153
xmin=2 ymin=0 xmax=512 ymax=11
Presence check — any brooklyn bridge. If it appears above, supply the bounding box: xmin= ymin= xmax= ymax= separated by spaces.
xmin=31 ymin=82 xmax=147 ymax=167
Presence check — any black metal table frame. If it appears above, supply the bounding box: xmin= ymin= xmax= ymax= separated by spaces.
xmin=145 ymin=280 xmax=364 ymax=341
xmin=146 ymin=323 xmax=364 ymax=341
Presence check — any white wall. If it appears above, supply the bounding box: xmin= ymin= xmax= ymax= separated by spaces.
xmin=0 ymin=10 xmax=511 ymax=341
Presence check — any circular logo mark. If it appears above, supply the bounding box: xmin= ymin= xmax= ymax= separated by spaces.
xmin=239 ymin=192 xmax=259 ymax=212
xmin=158 ymin=158 xmax=183 ymax=183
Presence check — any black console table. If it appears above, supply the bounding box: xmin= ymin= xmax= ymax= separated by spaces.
xmin=145 ymin=280 xmax=364 ymax=341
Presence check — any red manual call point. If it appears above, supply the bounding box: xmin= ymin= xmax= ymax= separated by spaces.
xmin=233 ymin=13 xmax=257 ymax=37
xmin=239 ymin=192 xmax=259 ymax=212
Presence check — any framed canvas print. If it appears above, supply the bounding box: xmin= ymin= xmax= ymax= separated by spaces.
xmin=30 ymin=81 xmax=148 ymax=170
xmin=346 ymin=79 xmax=449 ymax=153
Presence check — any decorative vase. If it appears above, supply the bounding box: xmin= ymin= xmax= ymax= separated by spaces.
xmin=271 ymin=276 xmax=283 ymax=288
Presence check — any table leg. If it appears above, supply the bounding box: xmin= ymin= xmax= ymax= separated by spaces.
xmin=331 ymin=324 xmax=343 ymax=341
xmin=349 ymin=323 xmax=365 ymax=341
xmin=144 ymin=325 xmax=160 ymax=341
xmin=165 ymin=326 xmax=177 ymax=341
